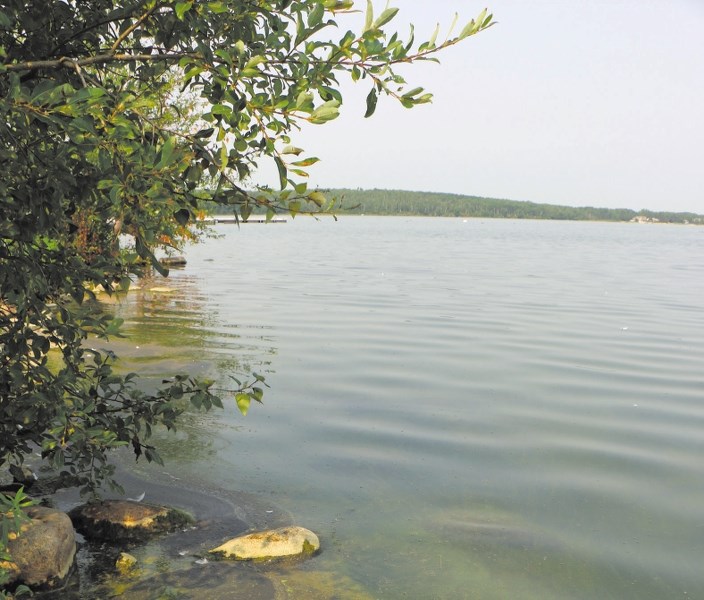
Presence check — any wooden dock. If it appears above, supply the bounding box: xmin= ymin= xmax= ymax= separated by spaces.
xmin=199 ymin=216 xmax=287 ymax=224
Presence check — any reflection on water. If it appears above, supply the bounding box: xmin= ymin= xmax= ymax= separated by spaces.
xmin=88 ymin=218 xmax=704 ymax=599
xmin=92 ymin=275 xmax=278 ymax=466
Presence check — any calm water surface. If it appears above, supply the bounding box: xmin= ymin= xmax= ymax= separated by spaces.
xmin=110 ymin=217 xmax=704 ymax=599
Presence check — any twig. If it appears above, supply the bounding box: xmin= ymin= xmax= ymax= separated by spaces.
xmin=110 ymin=4 xmax=160 ymax=54
xmin=61 ymin=58 xmax=87 ymax=88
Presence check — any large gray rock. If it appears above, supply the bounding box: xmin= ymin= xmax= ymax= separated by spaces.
xmin=69 ymin=499 xmax=193 ymax=542
xmin=2 ymin=506 xmax=76 ymax=590
xmin=209 ymin=526 xmax=320 ymax=561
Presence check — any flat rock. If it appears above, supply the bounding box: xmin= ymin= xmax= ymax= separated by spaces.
xmin=2 ymin=506 xmax=76 ymax=590
xmin=69 ymin=500 xmax=193 ymax=542
xmin=209 ymin=526 xmax=320 ymax=561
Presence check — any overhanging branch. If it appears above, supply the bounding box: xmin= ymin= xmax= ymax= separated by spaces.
xmin=3 ymin=52 xmax=200 ymax=74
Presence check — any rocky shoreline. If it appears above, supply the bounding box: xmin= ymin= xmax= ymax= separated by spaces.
xmin=2 ymin=460 xmax=330 ymax=599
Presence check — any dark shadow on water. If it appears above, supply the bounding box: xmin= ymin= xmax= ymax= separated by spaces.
xmin=128 ymin=563 xmax=277 ymax=600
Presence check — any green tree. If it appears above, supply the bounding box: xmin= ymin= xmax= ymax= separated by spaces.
xmin=1 ymin=1 xmax=493 ymax=589
xmin=0 ymin=0 xmax=492 ymax=496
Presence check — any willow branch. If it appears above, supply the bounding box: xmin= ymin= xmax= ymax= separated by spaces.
xmin=110 ymin=3 xmax=160 ymax=53
xmin=4 ymin=52 xmax=199 ymax=73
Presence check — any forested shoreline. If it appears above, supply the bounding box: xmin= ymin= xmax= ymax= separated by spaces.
xmin=328 ymin=189 xmax=703 ymax=224
xmin=208 ymin=188 xmax=701 ymax=224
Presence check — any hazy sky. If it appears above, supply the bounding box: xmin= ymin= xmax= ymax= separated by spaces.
xmin=256 ymin=0 xmax=704 ymax=213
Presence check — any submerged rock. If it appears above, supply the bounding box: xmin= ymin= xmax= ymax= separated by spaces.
xmin=115 ymin=552 xmax=138 ymax=575
xmin=116 ymin=565 xmax=373 ymax=600
xmin=2 ymin=506 xmax=76 ymax=590
xmin=209 ymin=526 xmax=320 ymax=561
xmin=69 ymin=500 xmax=193 ymax=543
xmin=269 ymin=569 xmax=376 ymax=600
xmin=121 ymin=563 xmax=277 ymax=599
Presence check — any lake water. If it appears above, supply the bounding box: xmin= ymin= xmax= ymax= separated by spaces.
xmin=105 ymin=217 xmax=704 ymax=599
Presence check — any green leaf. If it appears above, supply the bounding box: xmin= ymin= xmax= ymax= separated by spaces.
xmin=458 ymin=8 xmax=490 ymax=39
xmin=402 ymin=87 xmax=423 ymax=99
xmin=308 ymin=2 xmax=324 ymax=27
xmin=405 ymin=23 xmax=415 ymax=51
xmin=364 ymin=0 xmax=373 ymax=32
xmin=475 ymin=8 xmax=488 ymax=30
xmin=0 ymin=10 xmax=12 ymax=28
xmin=282 ymin=145 xmax=304 ymax=155
xmin=207 ymin=1 xmax=228 ymax=13
xmin=428 ymin=23 xmax=440 ymax=48
xmin=104 ymin=317 xmax=124 ymax=336
xmin=183 ymin=65 xmax=204 ymax=81
xmin=118 ymin=277 xmax=132 ymax=292
xmin=174 ymin=208 xmax=190 ymax=226
xmin=236 ymin=393 xmax=251 ymax=416
xmin=447 ymin=13 xmax=459 ymax=39
xmin=324 ymin=0 xmax=354 ymax=11
xmin=70 ymin=287 xmax=85 ymax=305
xmin=309 ymin=100 xmax=340 ymax=124
xmin=136 ymin=237 xmax=169 ymax=277
xmin=156 ymin=136 xmax=176 ymax=169
xmin=373 ymin=7 xmax=399 ymax=30
xmin=308 ymin=191 xmax=326 ymax=207
xmin=243 ymin=55 xmax=266 ymax=70
xmin=364 ymin=88 xmax=378 ymax=118
xmin=291 ymin=157 xmax=320 ymax=167
xmin=296 ymin=90 xmax=314 ymax=111
xmin=274 ymin=156 xmax=287 ymax=190
xmin=144 ymin=447 xmax=164 ymax=466
xmin=175 ymin=2 xmax=193 ymax=20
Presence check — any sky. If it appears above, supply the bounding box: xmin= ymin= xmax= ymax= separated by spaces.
xmin=255 ymin=0 xmax=704 ymax=213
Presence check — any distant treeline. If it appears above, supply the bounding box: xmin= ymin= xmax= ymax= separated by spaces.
xmin=202 ymin=189 xmax=703 ymax=224
xmin=328 ymin=189 xmax=703 ymax=224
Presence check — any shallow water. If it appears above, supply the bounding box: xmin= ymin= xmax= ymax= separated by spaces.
xmin=99 ymin=217 xmax=704 ymax=599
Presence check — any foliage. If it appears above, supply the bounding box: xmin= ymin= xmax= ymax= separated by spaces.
xmin=309 ymin=189 xmax=704 ymax=224
xmin=0 ymin=3 xmax=494 ymax=593
xmin=0 ymin=488 xmax=34 ymax=598
xmin=0 ymin=0 xmax=492 ymax=502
